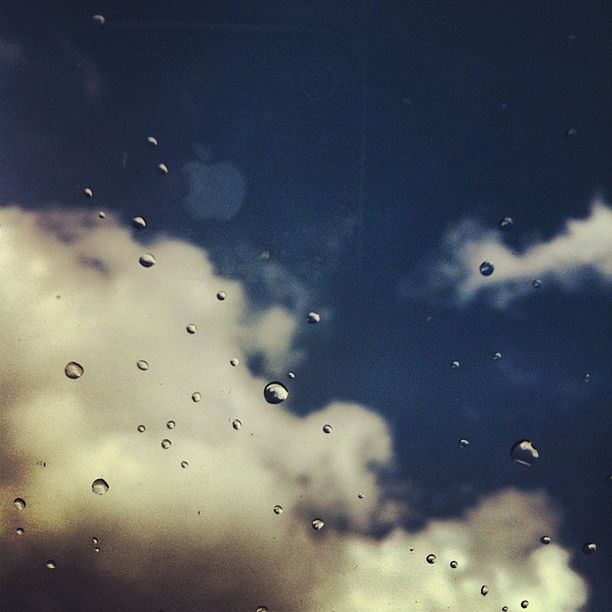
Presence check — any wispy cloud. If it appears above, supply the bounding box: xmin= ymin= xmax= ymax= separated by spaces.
xmin=399 ymin=200 xmax=612 ymax=308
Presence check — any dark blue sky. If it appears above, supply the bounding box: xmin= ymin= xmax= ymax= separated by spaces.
xmin=1 ymin=1 xmax=611 ymax=610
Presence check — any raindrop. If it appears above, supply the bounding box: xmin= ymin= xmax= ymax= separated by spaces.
xmin=426 ymin=554 xmax=436 ymax=564
xmin=191 ymin=392 xmax=201 ymax=403
xmin=136 ymin=360 xmax=149 ymax=371
xmin=139 ymin=253 xmax=156 ymax=268
xmin=91 ymin=478 xmax=109 ymax=495
xmin=499 ymin=216 xmax=514 ymax=228
xmin=161 ymin=439 xmax=172 ymax=449
xmin=451 ymin=360 xmax=460 ymax=369
xmin=84 ymin=187 xmax=94 ymax=198
xmin=166 ymin=420 xmax=176 ymax=430
xmin=479 ymin=261 xmax=495 ymax=276
xmin=216 ymin=291 xmax=226 ymax=301
xmin=312 ymin=518 xmax=325 ymax=531
xmin=16 ymin=528 xmax=24 ymax=535
xmin=540 ymin=535 xmax=551 ymax=545
xmin=458 ymin=438 xmax=470 ymax=448
xmin=46 ymin=560 xmax=56 ymax=570
xmin=137 ymin=425 xmax=145 ymax=433
xmin=307 ymin=311 xmax=321 ymax=324
xmin=264 ymin=381 xmax=289 ymax=404
xmin=147 ymin=136 xmax=158 ymax=147
xmin=492 ymin=352 xmax=502 ymax=361
xmin=582 ymin=542 xmax=597 ymax=555
xmin=532 ymin=279 xmax=542 ymax=289
xmin=132 ymin=216 xmax=147 ymax=229
xmin=92 ymin=14 xmax=105 ymax=27
xmin=481 ymin=585 xmax=489 ymax=596
xmin=64 ymin=361 xmax=84 ymax=379
xmin=273 ymin=505 xmax=283 ymax=515
xmin=13 ymin=498 xmax=26 ymax=510
xmin=98 ymin=211 xmax=106 ymax=219
xmin=158 ymin=163 xmax=169 ymax=175
xmin=186 ymin=324 xmax=197 ymax=334
xmin=450 ymin=560 xmax=458 ymax=569
xmin=322 ymin=424 xmax=333 ymax=434
xmin=232 ymin=419 xmax=242 ymax=431
xmin=180 ymin=460 xmax=189 ymax=469
xmin=287 ymin=371 xmax=296 ymax=379
xmin=230 ymin=358 xmax=240 ymax=367
xmin=92 ymin=537 xmax=98 ymax=545
xmin=511 ymin=440 xmax=539 ymax=466
xmin=521 ymin=601 xmax=529 ymax=609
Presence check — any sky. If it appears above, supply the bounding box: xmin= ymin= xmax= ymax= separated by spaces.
xmin=1 ymin=1 xmax=611 ymax=611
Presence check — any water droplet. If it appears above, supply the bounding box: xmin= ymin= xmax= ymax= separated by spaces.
xmin=584 ymin=373 xmax=591 ymax=383
xmin=46 ymin=560 xmax=56 ymax=570
xmin=492 ymin=352 xmax=502 ymax=361
xmin=357 ymin=493 xmax=364 ymax=499
xmin=426 ymin=554 xmax=436 ymax=564
xmin=180 ymin=460 xmax=189 ymax=469
xmin=521 ymin=601 xmax=529 ymax=609
xmin=98 ymin=211 xmax=106 ymax=219
xmin=540 ymin=535 xmax=551 ymax=545
xmin=256 ymin=607 xmax=268 ymax=612
xmin=273 ymin=505 xmax=283 ymax=515
xmin=582 ymin=542 xmax=597 ymax=555
xmin=450 ymin=560 xmax=458 ymax=569
xmin=191 ymin=392 xmax=201 ymax=403
xmin=479 ymin=261 xmax=495 ymax=276
xmin=232 ymin=419 xmax=242 ymax=431
xmin=259 ymin=250 xmax=271 ymax=261
xmin=481 ymin=585 xmax=489 ymax=596
xmin=451 ymin=360 xmax=460 ymax=369
xmin=312 ymin=518 xmax=325 ymax=531
xmin=511 ymin=440 xmax=539 ymax=466
xmin=502 ymin=607 xmax=509 ymax=611
xmin=216 ymin=291 xmax=226 ymax=301
xmin=158 ymin=163 xmax=169 ymax=175
xmin=161 ymin=439 xmax=172 ymax=449
xmin=307 ymin=311 xmax=321 ymax=324
xmin=458 ymin=438 xmax=470 ymax=448
xmin=166 ymin=420 xmax=176 ymax=430
xmin=230 ymin=358 xmax=240 ymax=367
xmin=532 ymin=279 xmax=542 ymax=289
xmin=186 ymin=324 xmax=197 ymax=334
xmin=64 ymin=361 xmax=84 ymax=379
xmin=92 ymin=537 xmax=98 ymax=545
xmin=16 ymin=527 xmax=24 ymax=535
xmin=499 ymin=216 xmax=514 ymax=228
xmin=322 ymin=424 xmax=333 ymax=434
xmin=566 ymin=128 xmax=577 ymax=141
xmin=13 ymin=498 xmax=26 ymax=510
xmin=92 ymin=14 xmax=105 ymax=27
xmin=136 ymin=360 xmax=149 ymax=371
xmin=147 ymin=136 xmax=158 ymax=147
xmin=263 ymin=381 xmax=289 ymax=404
xmin=139 ymin=253 xmax=156 ymax=268
xmin=137 ymin=425 xmax=145 ymax=433
xmin=91 ymin=478 xmax=109 ymax=495
xmin=132 ymin=216 xmax=147 ymax=229
xmin=84 ymin=187 xmax=94 ymax=198
xmin=94 ymin=546 xmax=100 ymax=553
xmin=287 ymin=371 xmax=295 ymax=379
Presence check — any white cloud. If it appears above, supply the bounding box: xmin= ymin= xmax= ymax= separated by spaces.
xmin=400 ymin=200 xmax=612 ymax=308
xmin=0 ymin=206 xmax=588 ymax=610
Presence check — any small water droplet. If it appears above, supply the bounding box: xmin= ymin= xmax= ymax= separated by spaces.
xmin=479 ymin=261 xmax=494 ymax=276
xmin=273 ymin=505 xmax=283 ymax=515
xmin=180 ymin=460 xmax=189 ymax=469
xmin=46 ymin=560 xmax=56 ymax=570
xmin=458 ymin=438 xmax=470 ymax=448
xmin=357 ymin=493 xmax=364 ymax=499
xmin=307 ymin=311 xmax=321 ymax=324
xmin=287 ymin=371 xmax=295 ymax=379
xmin=13 ymin=498 xmax=26 ymax=510
xmin=259 ymin=250 xmax=271 ymax=261
xmin=139 ymin=253 xmax=156 ymax=268
xmin=94 ymin=546 xmax=100 ymax=553
xmin=450 ymin=560 xmax=458 ymax=569
xmin=230 ymin=358 xmax=240 ymax=367
xmin=91 ymin=478 xmax=109 ymax=495
xmin=147 ymin=136 xmax=158 ymax=147
xmin=426 ymin=554 xmax=436 ymax=564
xmin=232 ymin=419 xmax=242 ymax=431
xmin=137 ymin=425 xmax=145 ymax=433
xmin=84 ymin=187 xmax=94 ymax=198
xmin=312 ymin=518 xmax=325 ymax=531
xmin=492 ymin=352 xmax=502 ymax=361
xmin=264 ymin=381 xmax=289 ymax=404
xmin=191 ymin=392 xmax=201 ymax=403
xmin=499 ymin=216 xmax=514 ymax=228
xmin=451 ymin=360 xmax=460 ymax=369
xmin=521 ymin=601 xmax=529 ymax=609
xmin=540 ymin=535 xmax=551 ymax=545
xmin=64 ymin=361 xmax=84 ymax=379
xmin=166 ymin=420 xmax=176 ymax=430
xmin=137 ymin=360 xmax=149 ymax=371
xmin=502 ymin=607 xmax=509 ymax=611
xmin=16 ymin=527 xmax=24 ymax=535
xmin=132 ymin=216 xmax=147 ymax=229
xmin=158 ymin=163 xmax=169 ymax=175
xmin=92 ymin=537 xmax=98 ymax=545
xmin=92 ymin=14 xmax=105 ymax=27
xmin=256 ymin=607 xmax=269 ymax=612
xmin=566 ymin=128 xmax=577 ymax=141
xmin=584 ymin=373 xmax=591 ymax=383
xmin=161 ymin=439 xmax=172 ymax=449
xmin=186 ymin=324 xmax=197 ymax=334
xmin=582 ymin=542 xmax=597 ymax=555
xmin=511 ymin=440 xmax=539 ymax=466
xmin=216 ymin=291 xmax=226 ymax=301
xmin=322 ymin=424 xmax=333 ymax=434
xmin=532 ymin=279 xmax=542 ymax=289
xmin=98 ymin=211 xmax=106 ymax=219
xmin=481 ymin=585 xmax=489 ymax=596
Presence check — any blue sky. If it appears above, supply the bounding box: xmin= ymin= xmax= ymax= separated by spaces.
xmin=1 ymin=2 xmax=611 ymax=610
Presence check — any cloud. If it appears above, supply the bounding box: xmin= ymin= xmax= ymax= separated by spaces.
xmin=0 ymin=206 xmax=588 ymax=610
xmin=399 ymin=200 xmax=612 ymax=308
xmin=183 ymin=144 xmax=247 ymax=221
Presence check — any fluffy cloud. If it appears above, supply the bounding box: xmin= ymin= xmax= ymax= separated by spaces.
xmin=0 ymin=206 xmax=588 ymax=610
xmin=399 ymin=200 xmax=612 ymax=308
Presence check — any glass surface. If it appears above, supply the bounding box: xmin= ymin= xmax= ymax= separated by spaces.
xmin=1 ymin=3 xmax=611 ymax=611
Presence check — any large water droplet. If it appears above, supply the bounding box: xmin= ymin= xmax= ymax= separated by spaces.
xmin=264 ymin=382 xmax=289 ymax=404
xmin=147 ymin=136 xmax=158 ymax=147
xmin=91 ymin=478 xmax=109 ymax=495
xmin=232 ymin=419 xmax=242 ymax=431
xmin=451 ymin=360 xmax=460 ymax=369
xmin=158 ymin=163 xmax=169 ymax=175
xmin=481 ymin=585 xmax=489 ymax=596
xmin=84 ymin=187 xmax=94 ymax=198
xmin=307 ymin=311 xmax=321 ymax=324
xmin=426 ymin=554 xmax=436 ymax=564
xmin=479 ymin=261 xmax=494 ymax=276
xmin=139 ymin=253 xmax=156 ymax=268
xmin=540 ymin=535 xmax=551 ymax=545
xmin=166 ymin=420 xmax=175 ymax=430
xmin=273 ymin=505 xmax=283 ymax=515
xmin=180 ymin=460 xmax=189 ymax=469
xmin=582 ymin=542 xmax=597 ymax=555
xmin=532 ymin=278 xmax=542 ymax=289
xmin=216 ymin=291 xmax=226 ymax=301
xmin=499 ymin=216 xmax=514 ymax=228
xmin=137 ymin=425 xmax=145 ymax=433
xmin=46 ymin=560 xmax=56 ymax=570
xmin=186 ymin=324 xmax=197 ymax=334
xmin=137 ymin=360 xmax=149 ymax=371
xmin=311 ymin=518 xmax=325 ymax=531
xmin=450 ymin=560 xmax=458 ymax=569
xmin=132 ymin=216 xmax=147 ymax=229
xmin=492 ymin=351 xmax=502 ymax=361
xmin=511 ymin=440 xmax=539 ymax=466
xmin=64 ymin=362 xmax=84 ymax=379
xmin=16 ymin=527 xmax=24 ymax=535
xmin=521 ymin=601 xmax=529 ymax=609
xmin=191 ymin=392 xmax=201 ymax=403
xmin=322 ymin=424 xmax=333 ymax=434
xmin=161 ymin=439 xmax=172 ymax=449
xmin=458 ymin=438 xmax=470 ymax=448
xmin=13 ymin=498 xmax=26 ymax=510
